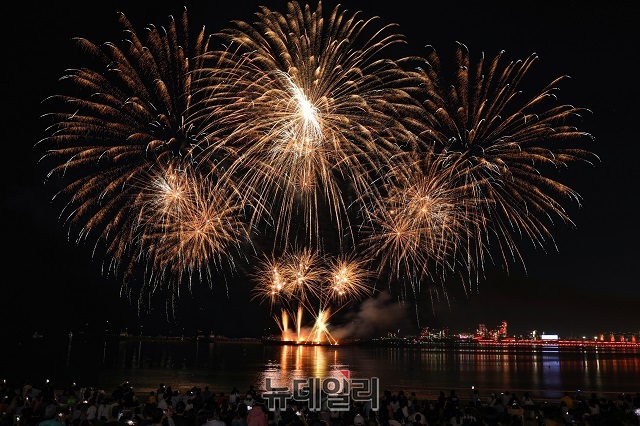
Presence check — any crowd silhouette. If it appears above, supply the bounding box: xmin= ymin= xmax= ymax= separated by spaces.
xmin=1 ymin=380 xmax=638 ymax=426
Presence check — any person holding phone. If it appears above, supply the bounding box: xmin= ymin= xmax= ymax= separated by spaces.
xmin=245 ymin=404 xmax=268 ymax=426
xmin=149 ymin=407 xmax=175 ymax=426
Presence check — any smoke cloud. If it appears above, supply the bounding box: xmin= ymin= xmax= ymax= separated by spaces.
xmin=330 ymin=291 xmax=413 ymax=340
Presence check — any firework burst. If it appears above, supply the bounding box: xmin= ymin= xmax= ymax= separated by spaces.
xmin=135 ymin=162 xmax=250 ymax=304
xmin=36 ymin=8 xmax=250 ymax=312
xmin=194 ymin=0 xmax=416 ymax=250
xmin=397 ymin=42 xmax=598 ymax=277
xmin=250 ymin=247 xmax=372 ymax=343
xmin=359 ymin=152 xmax=481 ymax=318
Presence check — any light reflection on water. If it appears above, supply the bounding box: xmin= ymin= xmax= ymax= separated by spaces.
xmin=7 ymin=338 xmax=639 ymax=400
xmin=259 ymin=346 xmax=350 ymax=392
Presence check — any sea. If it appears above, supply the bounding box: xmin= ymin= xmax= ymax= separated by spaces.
xmin=3 ymin=335 xmax=639 ymax=402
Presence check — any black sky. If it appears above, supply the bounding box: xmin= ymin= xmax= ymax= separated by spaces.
xmin=3 ymin=0 xmax=639 ymax=340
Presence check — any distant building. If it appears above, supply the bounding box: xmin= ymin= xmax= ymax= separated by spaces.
xmin=476 ymin=323 xmax=487 ymax=338
xmin=419 ymin=326 xmax=449 ymax=340
xmin=499 ymin=321 xmax=508 ymax=337
xmin=597 ymin=332 xmax=639 ymax=342
xmin=541 ymin=334 xmax=559 ymax=340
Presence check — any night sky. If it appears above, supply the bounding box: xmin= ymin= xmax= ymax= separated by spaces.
xmin=3 ymin=1 xmax=638 ymax=341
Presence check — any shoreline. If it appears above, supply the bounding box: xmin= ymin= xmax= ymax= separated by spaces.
xmin=109 ymin=335 xmax=640 ymax=350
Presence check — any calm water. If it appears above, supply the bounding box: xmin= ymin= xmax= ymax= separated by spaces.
xmin=4 ymin=336 xmax=639 ymax=401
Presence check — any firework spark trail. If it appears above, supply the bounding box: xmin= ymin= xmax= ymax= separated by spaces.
xmin=274 ymin=309 xmax=288 ymax=335
xmin=398 ymin=42 xmax=599 ymax=279
xmin=148 ymin=169 xmax=248 ymax=276
xmin=359 ymin=152 xmax=482 ymax=320
xmin=295 ymin=306 xmax=303 ymax=341
xmin=36 ymin=8 xmax=253 ymax=314
xmin=126 ymin=160 xmax=251 ymax=315
xmin=194 ymin=0 xmax=417 ymax=251
xmin=310 ymin=310 xmax=339 ymax=344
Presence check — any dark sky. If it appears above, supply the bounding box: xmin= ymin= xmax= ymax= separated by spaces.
xmin=3 ymin=1 xmax=638 ymax=340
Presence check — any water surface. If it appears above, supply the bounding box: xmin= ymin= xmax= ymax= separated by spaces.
xmin=3 ymin=337 xmax=638 ymax=401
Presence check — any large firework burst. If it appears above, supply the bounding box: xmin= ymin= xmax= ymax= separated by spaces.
xmin=359 ymin=151 xmax=482 ymax=318
xmin=193 ymin=0 xmax=416 ymax=250
xmin=398 ymin=42 xmax=598 ymax=277
xmin=132 ymin=161 xmax=250 ymax=308
xmin=36 ymin=8 xmax=250 ymax=312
